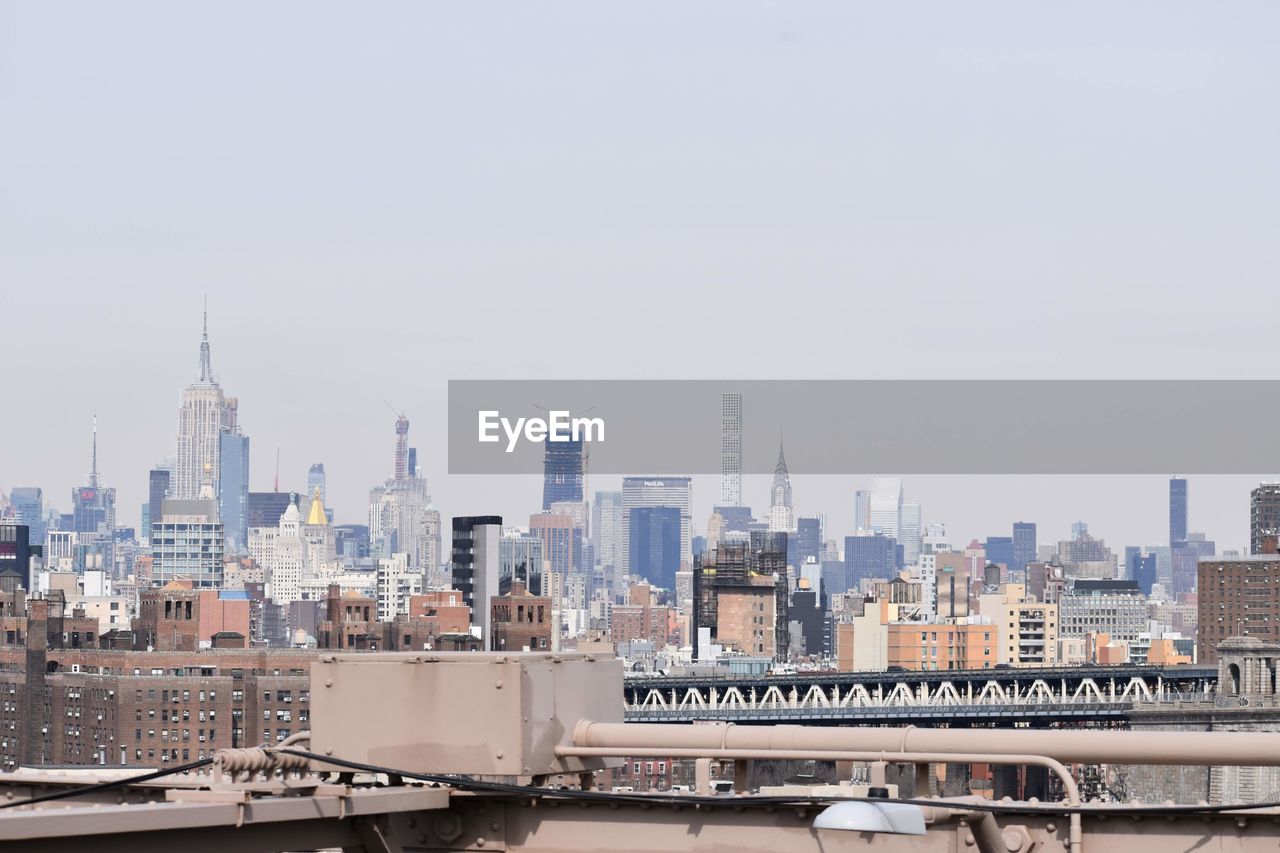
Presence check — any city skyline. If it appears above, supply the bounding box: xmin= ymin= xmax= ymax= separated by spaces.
xmin=3 ymin=317 xmax=1270 ymax=557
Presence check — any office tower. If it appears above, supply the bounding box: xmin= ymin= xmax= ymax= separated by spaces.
xmin=333 ymin=524 xmax=370 ymax=560
xmin=795 ymin=517 xmax=822 ymax=567
xmin=0 ymin=525 xmax=32 ymax=593
xmin=147 ymin=468 xmax=170 ymax=544
xmin=72 ymin=417 xmax=116 ymax=572
xmin=451 ymin=516 xmax=502 ymax=646
xmin=1012 ymin=522 xmax=1037 ymax=572
xmin=768 ymin=441 xmax=793 ymax=533
xmin=174 ymin=308 xmax=239 ymax=500
xmin=1129 ymin=548 xmax=1158 ymax=595
xmin=1198 ymin=555 xmax=1280 ymax=662
xmin=393 ymin=414 xmax=409 ymax=481
xmin=369 ymin=415 xmax=434 ymax=569
xmin=541 ymin=437 xmax=584 ymax=511
xmin=500 ymin=529 xmax=544 ymax=596
xmin=1071 ymin=520 xmax=1088 ymax=538
xmin=868 ymin=477 xmax=903 ymax=538
xmin=899 ymin=503 xmax=922 ymax=565
xmin=9 ymin=489 xmax=42 ymax=548
xmin=219 ymin=427 xmax=250 ymax=555
xmin=984 ymin=536 xmax=1014 ymax=570
xmin=151 ymin=487 xmax=224 ymax=589
xmin=843 ymin=533 xmax=897 ymax=585
xmin=407 ymin=448 xmax=418 ymax=479
xmin=246 ymin=492 xmax=292 ymax=530
xmin=308 ymin=464 xmax=326 ymax=505
xmin=620 ymin=477 xmax=692 ymax=569
xmin=628 ymin=506 xmax=682 ymax=590
xmin=591 ymin=490 xmax=625 ymax=572
xmin=720 ymin=392 xmax=742 ymax=507
xmin=1172 ymin=532 xmax=1216 ymax=596
xmin=530 ymin=512 xmax=577 ymax=579
xmin=248 ymin=493 xmax=304 ymax=603
xmin=301 ymin=488 xmax=336 ymax=574
xmin=1058 ymin=528 xmax=1118 ymax=578
xmin=1170 ymin=477 xmax=1188 ymax=545
xmin=935 ymin=553 xmax=970 ymax=618
xmin=1251 ymin=483 xmax=1280 ymax=555
xmin=853 ymin=490 xmax=870 ymax=532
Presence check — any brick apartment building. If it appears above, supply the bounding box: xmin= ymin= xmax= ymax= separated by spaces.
xmin=1198 ymin=555 xmax=1280 ymax=663
xmin=0 ymin=595 xmax=315 ymax=770
xmin=490 ymin=580 xmax=552 ymax=652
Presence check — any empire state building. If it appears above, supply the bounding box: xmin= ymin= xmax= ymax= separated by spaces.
xmin=173 ymin=309 xmax=239 ymax=502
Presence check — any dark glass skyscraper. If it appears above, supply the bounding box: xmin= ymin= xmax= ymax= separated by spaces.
xmin=148 ymin=469 xmax=170 ymax=540
xmin=628 ymin=506 xmax=682 ymax=590
xmin=1012 ymin=522 xmax=1037 ymax=572
xmin=984 ymin=536 xmax=1013 ymax=569
xmin=843 ymin=533 xmax=897 ymax=586
xmin=795 ymin=517 xmax=822 ymax=567
xmin=0 ymin=525 xmax=32 ymax=593
xmin=541 ymin=437 xmax=584 ymax=511
xmin=1170 ymin=477 xmax=1188 ymax=545
xmin=9 ymin=489 xmax=43 ymax=548
xmin=219 ymin=428 xmax=250 ymax=554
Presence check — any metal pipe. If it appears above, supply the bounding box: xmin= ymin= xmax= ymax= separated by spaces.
xmin=557 ymin=745 xmax=1080 ymax=807
xmin=572 ymin=721 xmax=1280 ymax=767
xmin=561 ymin=740 xmax=1089 ymax=853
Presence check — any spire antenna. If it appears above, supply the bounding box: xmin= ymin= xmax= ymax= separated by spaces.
xmin=90 ymin=413 xmax=99 ymax=488
xmin=198 ymin=298 xmax=213 ymax=383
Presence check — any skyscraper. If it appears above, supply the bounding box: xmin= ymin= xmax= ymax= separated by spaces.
xmin=541 ymin=437 xmax=584 ymax=511
xmin=500 ymin=529 xmax=544 ymax=596
xmin=795 ymin=517 xmax=823 ymax=567
xmin=219 ymin=427 xmax=250 ymax=555
xmin=72 ymin=416 xmax=116 ymax=572
xmin=899 ymin=503 xmax=922 ymax=565
xmin=308 ymin=463 xmax=326 ymax=505
xmin=1251 ymin=483 xmax=1280 ymax=555
xmin=147 ymin=468 xmax=170 ymax=544
xmin=451 ymin=516 xmax=502 ymax=646
xmin=843 ymin=533 xmax=897 ymax=586
xmin=1170 ymin=477 xmax=1188 ymax=545
xmin=174 ymin=307 xmax=239 ymax=501
xmin=591 ymin=490 xmax=625 ymax=572
xmin=720 ymin=393 xmax=742 ymax=507
xmin=9 ymin=489 xmax=43 ymax=549
xmin=767 ymin=441 xmax=793 ymax=533
xmin=628 ymin=506 xmax=682 ymax=590
xmin=868 ymin=477 xmax=903 ymax=539
xmin=369 ymin=415 xmax=434 ymax=569
xmin=1012 ymin=522 xmax=1037 ymax=573
xmin=620 ymin=477 xmax=692 ymax=570
xmin=0 ymin=525 xmax=32 ymax=593
xmin=853 ymin=489 xmax=871 ymax=532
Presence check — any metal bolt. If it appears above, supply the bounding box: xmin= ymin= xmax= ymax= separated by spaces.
xmin=477 ymin=837 xmax=487 ymax=847
xmin=491 ymin=821 xmax=500 ymax=832
xmin=324 ymin=680 xmax=332 ymax=688
xmin=964 ymin=833 xmax=976 ymax=846
xmin=495 ymin=681 xmax=503 ymax=689
xmin=496 ymin=751 xmax=504 ymax=759
xmin=325 ymin=748 xmax=333 ymax=756
xmin=1045 ymin=822 xmax=1057 ymax=833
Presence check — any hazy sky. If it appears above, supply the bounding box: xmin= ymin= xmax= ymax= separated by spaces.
xmin=3 ymin=3 xmax=1278 ymax=554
